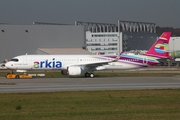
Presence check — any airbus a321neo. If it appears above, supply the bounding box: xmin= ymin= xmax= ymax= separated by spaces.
xmin=5 ymin=32 xmax=171 ymax=77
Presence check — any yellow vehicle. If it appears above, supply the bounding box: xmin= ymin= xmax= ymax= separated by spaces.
xmin=6 ymin=73 xmax=33 ymax=79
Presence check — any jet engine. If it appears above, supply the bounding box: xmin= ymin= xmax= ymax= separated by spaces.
xmin=68 ymin=66 xmax=82 ymax=76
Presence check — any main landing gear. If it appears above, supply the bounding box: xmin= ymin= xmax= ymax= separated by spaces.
xmin=85 ymin=72 xmax=94 ymax=78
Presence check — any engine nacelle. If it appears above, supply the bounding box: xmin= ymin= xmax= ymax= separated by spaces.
xmin=68 ymin=66 xmax=82 ymax=76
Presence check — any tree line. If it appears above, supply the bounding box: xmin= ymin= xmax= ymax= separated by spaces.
xmin=156 ymin=26 xmax=180 ymax=36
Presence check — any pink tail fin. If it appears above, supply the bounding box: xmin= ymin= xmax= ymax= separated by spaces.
xmin=144 ymin=32 xmax=171 ymax=58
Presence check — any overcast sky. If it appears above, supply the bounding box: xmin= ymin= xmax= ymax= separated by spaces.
xmin=0 ymin=0 xmax=180 ymax=28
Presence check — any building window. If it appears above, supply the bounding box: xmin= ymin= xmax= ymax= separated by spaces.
xmin=108 ymin=43 xmax=117 ymax=46
xmin=96 ymin=48 xmax=101 ymax=50
xmin=88 ymin=43 xmax=101 ymax=46
xmin=91 ymin=34 xmax=118 ymax=37
xmin=112 ymin=39 xmax=117 ymax=41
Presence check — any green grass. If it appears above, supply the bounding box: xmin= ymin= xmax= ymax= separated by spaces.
xmin=1 ymin=71 xmax=180 ymax=78
xmin=0 ymin=89 xmax=180 ymax=120
xmin=34 ymin=72 xmax=180 ymax=78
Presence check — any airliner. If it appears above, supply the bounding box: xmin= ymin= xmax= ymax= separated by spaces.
xmin=5 ymin=32 xmax=171 ymax=77
xmin=5 ymin=54 xmax=115 ymax=78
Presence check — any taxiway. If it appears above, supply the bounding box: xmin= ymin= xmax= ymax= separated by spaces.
xmin=0 ymin=76 xmax=180 ymax=93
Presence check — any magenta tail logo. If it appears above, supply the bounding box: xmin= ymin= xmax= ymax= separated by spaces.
xmin=155 ymin=44 xmax=168 ymax=53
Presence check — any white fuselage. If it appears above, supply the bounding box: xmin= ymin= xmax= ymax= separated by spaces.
xmin=5 ymin=54 xmax=114 ymax=70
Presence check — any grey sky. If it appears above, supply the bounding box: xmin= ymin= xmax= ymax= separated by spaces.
xmin=0 ymin=0 xmax=179 ymax=28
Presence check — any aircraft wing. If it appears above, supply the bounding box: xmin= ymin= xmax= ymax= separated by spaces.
xmin=84 ymin=62 xmax=109 ymax=71
xmin=66 ymin=58 xmax=115 ymax=71
xmin=68 ymin=60 xmax=113 ymax=67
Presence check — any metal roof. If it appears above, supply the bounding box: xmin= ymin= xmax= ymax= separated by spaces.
xmin=38 ymin=48 xmax=91 ymax=54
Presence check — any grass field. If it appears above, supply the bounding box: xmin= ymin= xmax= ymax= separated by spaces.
xmin=0 ymin=89 xmax=180 ymax=120
xmin=0 ymin=71 xmax=180 ymax=119
xmin=1 ymin=71 xmax=180 ymax=78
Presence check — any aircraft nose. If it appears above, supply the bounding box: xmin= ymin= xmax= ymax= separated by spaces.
xmin=5 ymin=62 xmax=13 ymax=69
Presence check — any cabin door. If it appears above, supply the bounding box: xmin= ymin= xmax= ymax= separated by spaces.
xmin=23 ymin=56 xmax=28 ymax=65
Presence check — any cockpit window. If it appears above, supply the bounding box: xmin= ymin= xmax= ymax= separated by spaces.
xmin=10 ymin=58 xmax=19 ymax=62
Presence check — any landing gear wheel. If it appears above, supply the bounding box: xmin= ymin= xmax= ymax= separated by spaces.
xmin=85 ymin=72 xmax=90 ymax=77
xmin=15 ymin=75 xmax=20 ymax=79
xmin=90 ymin=73 xmax=94 ymax=78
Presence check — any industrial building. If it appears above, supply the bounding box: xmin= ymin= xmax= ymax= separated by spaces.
xmin=76 ymin=21 xmax=157 ymax=55
xmin=1 ymin=20 xmax=179 ymax=63
xmin=169 ymin=37 xmax=180 ymax=52
xmin=0 ymin=22 xmax=85 ymax=61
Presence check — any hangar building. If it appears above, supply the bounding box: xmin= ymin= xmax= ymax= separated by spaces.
xmin=169 ymin=37 xmax=180 ymax=51
xmin=0 ymin=22 xmax=85 ymax=61
xmin=76 ymin=21 xmax=157 ymax=55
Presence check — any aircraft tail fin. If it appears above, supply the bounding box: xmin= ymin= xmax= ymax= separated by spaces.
xmin=144 ymin=32 xmax=171 ymax=59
